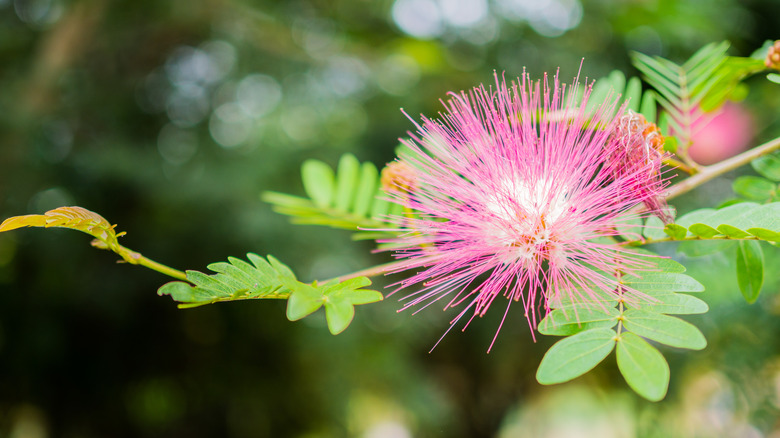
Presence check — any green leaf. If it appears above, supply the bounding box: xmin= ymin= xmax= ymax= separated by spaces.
xmin=637 ymin=292 xmax=709 ymax=315
xmin=621 ymin=309 xmax=707 ymax=350
xmin=538 ymin=306 xmax=620 ymax=336
xmin=352 ymin=162 xmax=379 ymax=217
xmin=675 ymin=208 xmax=717 ymax=233
xmin=548 ymin=281 xmax=620 ymax=309
xmin=663 ymin=223 xmax=687 ymax=240
xmin=624 ymin=76 xmax=642 ymax=112
xmin=616 ymin=333 xmax=670 ymax=401
xmin=732 ymin=176 xmax=777 ymax=201
xmin=687 ymin=223 xmax=719 ymax=238
xmin=302 ymin=159 xmax=336 ymax=208
xmin=323 ymin=295 xmax=355 ymax=334
xmin=158 ymin=281 xmax=199 ymax=303
xmin=622 ymin=272 xmax=705 ymax=293
xmin=334 ymin=154 xmax=361 ymax=211
xmin=736 ymin=240 xmax=764 ymax=303
xmin=370 ymin=185 xmax=391 ymax=220
xmin=768 ymin=73 xmax=780 ymax=84
xmin=643 ymin=207 xmax=676 ymax=240
xmin=664 ymin=203 xmax=780 ymax=254
xmin=746 ymin=227 xmax=780 ymax=242
xmin=286 ymin=283 xmax=324 ymax=320
xmin=639 ymin=90 xmax=657 ymax=122
xmin=663 ymin=136 xmax=678 ymax=153
xmin=752 ymin=152 xmax=780 ymax=181
xmin=717 ymin=224 xmax=752 ymax=238
xmin=536 ymin=328 xmax=617 ymax=385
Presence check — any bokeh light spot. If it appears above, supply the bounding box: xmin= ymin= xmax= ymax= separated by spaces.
xmin=391 ymin=0 xmax=444 ymax=39
xmin=157 ymin=124 xmax=198 ymax=165
xmin=237 ymin=74 xmax=282 ymax=118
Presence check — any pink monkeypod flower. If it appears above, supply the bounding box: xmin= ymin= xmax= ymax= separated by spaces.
xmin=606 ymin=110 xmax=671 ymax=221
xmin=382 ymin=72 xmax=668 ymax=351
xmin=765 ymin=40 xmax=780 ymax=70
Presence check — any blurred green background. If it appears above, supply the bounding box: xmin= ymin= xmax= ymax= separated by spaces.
xmin=1 ymin=0 xmax=779 ymax=436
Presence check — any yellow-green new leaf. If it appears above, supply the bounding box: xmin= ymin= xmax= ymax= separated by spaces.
xmin=0 ymin=206 xmax=140 ymax=263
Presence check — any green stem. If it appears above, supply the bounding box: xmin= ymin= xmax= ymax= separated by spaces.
xmin=324 ymin=259 xmax=412 ymax=284
xmin=615 ymin=270 xmax=625 ymax=338
xmin=663 ymin=157 xmax=698 ymax=175
xmin=626 ymin=234 xmax=765 ymax=246
xmin=666 ymin=135 xmax=780 ymax=201
xmin=117 ymin=245 xmax=188 ymax=281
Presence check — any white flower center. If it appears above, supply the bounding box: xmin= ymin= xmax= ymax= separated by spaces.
xmin=482 ymin=176 xmax=570 ymax=263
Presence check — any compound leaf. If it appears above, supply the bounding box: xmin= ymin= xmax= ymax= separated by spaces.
xmin=157 ymin=253 xmax=382 ymax=334
xmin=263 ymin=154 xmax=402 ymax=236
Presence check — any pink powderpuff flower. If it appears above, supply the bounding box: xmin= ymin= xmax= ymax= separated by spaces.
xmin=382 ymin=71 xmax=668 ymax=351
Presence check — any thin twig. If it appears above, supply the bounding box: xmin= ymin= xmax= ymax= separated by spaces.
xmin=666 ymin=135 xmax=780 ymax=201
